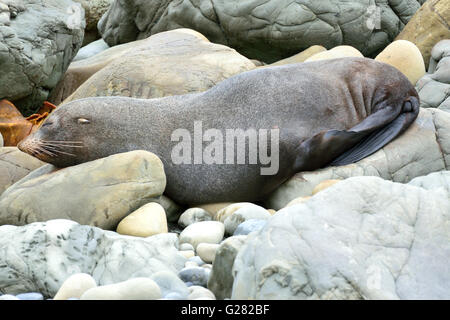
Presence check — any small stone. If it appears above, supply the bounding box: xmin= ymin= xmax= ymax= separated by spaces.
xmin=267 ymin=209 xmax=276 ymax=215
xmin=375 ymin=40 xmax=425 ymax=85
xmin=178 ymin=250 xmax=195 ymax=259
xmin=188 ymin=256 xmax=206 ymax=266
xmin=178 ymin=208 xmax=212 ymax=228
xmin=150 ymin=271 xmax=189 ymax=299
xmin=164 ymin=292 xmax=185 ymax=300
xmin=285 ymin=196 xmax=312 ymax=207
xmin=202 ymin=264 xmax=212 ymax=270
xmin=196 ymin=243 xmax=220 ymax=264
xmin=233 ymin=219 xmax=267 ymax=236
xmin=0 ymin=132 xmax=3 ymax=148
xmin=185 ymin=261 xmax=198 ymax=268
xmin=223 ymin=204 xmax=271 ymax=235
xmin=179 ymin=243 xmax=194 ymax=251
xmin=312 ymin=180 xmax=341 ymax=195
xmin=53 ymin=273 xmax=97 ymax=300
xmin=305 ymin=45 xmax=363 ymax=62
xmin=116 ymin=202 xmax=168 ymax=237
xmin=80 ymin=278 xmax=161 ymax=300
xmin=16 ymin=292 xmax=44 ymax=300
xmin=188 ymin=286 xmax=216 ymax=300
xmin=179 ymin=221 xmax=224 ymax=249
xmin=197 ymin=202 xmax=234 ymax=217
xmin=0 ymin=294 xmax=19 ymax=300
xmin=178 ymin=267 xmax=210 ymax=287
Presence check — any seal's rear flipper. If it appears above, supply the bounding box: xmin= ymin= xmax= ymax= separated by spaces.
xmin=293 ymin=96 xmax=419 ymax=171
xmin=330 ymin=96 xmax=420 ymax=166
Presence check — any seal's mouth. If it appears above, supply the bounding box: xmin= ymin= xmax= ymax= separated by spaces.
xmin=17 ymin=136 xmax=84 ymax=163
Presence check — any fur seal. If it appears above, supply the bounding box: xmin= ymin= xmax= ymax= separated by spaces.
xmin=18 ymin=57 xmax=419 ymax=205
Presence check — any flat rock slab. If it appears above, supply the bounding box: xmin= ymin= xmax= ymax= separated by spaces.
xmin=233 ymin=172 xmax=450 ymax=299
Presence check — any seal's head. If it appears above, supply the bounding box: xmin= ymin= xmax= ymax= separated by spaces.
xmin=17 ymin=98 xmax=125 ymax=167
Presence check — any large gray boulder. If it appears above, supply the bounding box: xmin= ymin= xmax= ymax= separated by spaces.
xmin=50 ymin=29 xmax=255 ymax=105
xmin=0 ymin=150 xmax=166 ymax=229
xmin=267 ymin=108 xmax=450 ymax=209
xmin=0 ymin=219 xmax=186 ymax=297
xmin=0 ymin=0 xmax=85 ymax=115
xmin=416 ymin=40 xmax=450 ymax=112
xmin=232 ymin=172 xmax=450 ymax=299
xmin=98 ymin=0 xmax=423 ymax=62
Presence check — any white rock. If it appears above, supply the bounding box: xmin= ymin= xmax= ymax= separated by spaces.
xmin=80 ymin=278 xmax=161 ymax=300
xmin=53 ymin=273 xmax=97 ymax=300
xmin=196 ymin=243 xmax=220 ymax=264
xmin=179 ymin=221 xmax=224 ymax=249
xmin=116 ymin=202 xmax=168 ymax=237
xmin=0 ymin=294 xmax=19 ymax=300
xmin=179 ymin=243 xmax=194 ymax=251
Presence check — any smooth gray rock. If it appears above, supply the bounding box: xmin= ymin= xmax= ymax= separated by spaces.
xmin=0 ymin=0 xmax=85 ymax=115
xmin=207 ymin=235 xmax=247 ymax=300
xmin=16 ymin=292 xmax=44 ymax=300
xmin=150 ymin=271 xmax=190 ymax=299
xmin=73 ymin=39 xmax=109 ymax=61
xmin=233 ymin=219 xmax=267 ymax=236
xmin=232 ymin=174 xmax=450 ymax=299
xmin=0 ymin=219 xmax=186 ymax=297
xmin=98 ymin=0 xmax=422 ymax=62
xmin=416 ymin=40 xmax=450 ymax=112
xmin=178 ymin=267 xmax=210 ymax=287
xmin=0 ymin=147 xmax=46 ymax=196
xmin=0 ymin=150 xmax=166 ymax=230
xmin=267 ymin=108 xmax=450 ymax=209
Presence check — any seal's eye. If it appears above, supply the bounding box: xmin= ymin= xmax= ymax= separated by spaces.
xmin=77 ymin=118 xmax=90 ymax=124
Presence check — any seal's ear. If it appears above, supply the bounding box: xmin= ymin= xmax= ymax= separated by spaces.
xmin=294 ymin=96 xmax=419 ymax=171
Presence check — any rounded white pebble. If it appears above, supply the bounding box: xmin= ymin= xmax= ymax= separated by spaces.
xmin=179 ymin=221 xmax=224 ymax=249
xmin=54 ymin=273 xmax=97 ymax=300
xmin=196 ymin=243 xmax=220 ymax=264
xmin=80 ymin=278 xmax=161 ymax=300
xmin=178 ymin=250 xmax=195 ymax=259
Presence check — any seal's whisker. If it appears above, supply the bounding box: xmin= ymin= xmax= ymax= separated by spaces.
xmin=41 ymin=140 xmax=84 ymax=144
xmin=41 ymin=143 xmax=84 ymax=148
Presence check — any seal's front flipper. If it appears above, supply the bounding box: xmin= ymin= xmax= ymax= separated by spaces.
xmin=293 ymin=96 xmax=419 ymax=171
xmin=330 ymin=97 xmax=419 ymax=166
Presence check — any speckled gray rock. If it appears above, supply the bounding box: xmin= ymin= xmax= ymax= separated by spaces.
xmin=178 ymin=208 xmax=212 ymax=228
xmin=0 ymin=150 xmax=166 ymax=229
xmin=232 ymin=174 xmax=450 ymax=299
xmin=207 ymin=235 xmax=247 ymax=300
xmin=0 ymin=0 xmax=85 ymax=115
xmin=98 ymin=0 xmax=422 ymax=63
xmin=267 ymin=108 xmax=450 ymax=209
xmin=0 ymin=219 xmax=186 ymax=297
xmin=0 ymin=147 xmax=46 ymax=195
xmin=416 ymin=40 xmax=450 ymax=112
